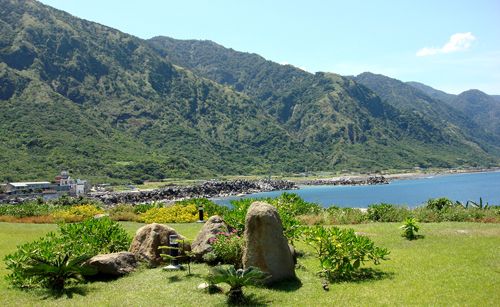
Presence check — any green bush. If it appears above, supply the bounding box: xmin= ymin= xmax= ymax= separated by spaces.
xmin=206 ymin=229 xmax=244 ymax=268
xmin=303 ymin=225 xmax=389 ymax=281
xmin=4 ymin=218 xmax=130 ymax=289
xmin=368 ymin=203 xmax=410 ymax=222
xmin=59 ymin=217 xmax=131 ymax=255
xmin=109 ymin=204 xmax=138 ymax=221
xmin=426 ymin=197 xmax=454 ymax=211
xmin=133 ymin=203 xmax=159 ymax=214
xmin=223 ymin=198 xmax=254 ymax=234
xmin=326 ymin=207 xmax=368 ymax=224
xmin=268 ymin=192 xmax=322 ymax=216
xmin=0 ymin=201 xmax=61 ymax=218
xmin=400 ymin=217 xmax=420 ymax=240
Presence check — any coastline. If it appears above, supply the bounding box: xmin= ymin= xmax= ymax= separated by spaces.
xmin=292 ymin=166 xmax=500 ymax=185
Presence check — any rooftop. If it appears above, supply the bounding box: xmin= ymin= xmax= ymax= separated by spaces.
xmin=9 ymin=182 xmax=52 ymax=187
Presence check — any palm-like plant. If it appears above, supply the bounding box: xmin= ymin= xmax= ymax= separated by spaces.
xmin=206 ymin=265 xmax=269 ymax=304
xmin=24 ymin=252 xmax=96 ymax=292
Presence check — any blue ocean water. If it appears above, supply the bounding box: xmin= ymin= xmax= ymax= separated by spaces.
xmin=213 ymin=171 xmax=500 ymax=208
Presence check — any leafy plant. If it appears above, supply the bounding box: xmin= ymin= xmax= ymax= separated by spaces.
xmin=208 ymin=229 xmax=244 ymax=267
xmin=58 ymin=217 xmax=131 ymax=255
xmin=425 ymin=198 xmax=454 ymax=211
xmin=400 ymin=217 xmax=420 ymax=240
xmin=206 ymin=265 xmax=269 ymax=304
xmin=4 ymin=218 xmax=130 ymax=289
xmin=223 ymin=198 xmax=253 ymax=234
xmin=302 ymin=225 xmax=389 ymax=282
xmin=368 ymin=203 xmax=410 ymax=222
xmin=326 ymin=207 xmax=368 ymax=224
xmin=23 ymin=252 xmax=96 ymax=292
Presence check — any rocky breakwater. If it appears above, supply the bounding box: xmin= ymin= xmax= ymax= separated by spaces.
xmin=91 ymin=179 xmax=297 ymax=205
xmin=301 ymin=176 xmax=389 ymax=186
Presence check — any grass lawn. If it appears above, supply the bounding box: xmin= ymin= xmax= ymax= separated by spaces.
xmin=0 ymin=222 xmax=499 ymax=306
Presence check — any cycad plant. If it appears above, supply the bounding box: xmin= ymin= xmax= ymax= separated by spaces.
xmin=400 ymin=217 xmax=420 ymax=240
xmin=206 ymin=265 xmax=269 ymax=304
xmin=24 ymin=252 xmax=96 ymax=292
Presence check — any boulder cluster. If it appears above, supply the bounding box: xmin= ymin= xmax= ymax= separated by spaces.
xmin=91 ymin=179 xmax=296 ymax=205
xmin=89 ymin=201 xmax=297 ymax=285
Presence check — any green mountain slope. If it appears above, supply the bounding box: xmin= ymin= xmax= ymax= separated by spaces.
xmin=406 ymin=81 xmax=455 ymax=104
xmin=406 ymin=82 xmax=500 ymax=137
xmin=452 ymin=90 xmax=500 ymax=135
xmin=148 ymin=37 xmax=500 ymax=170
xmin=354 ymin=73 xmax=500 ymax=150
xmin=1 ymin=0 xmax=498 ymax=183
xmin=0 ymin=0 xmax=319 ymax=182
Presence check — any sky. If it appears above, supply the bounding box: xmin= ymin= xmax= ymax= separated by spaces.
xmin=39 ymin=0 xmax=500 ymax=95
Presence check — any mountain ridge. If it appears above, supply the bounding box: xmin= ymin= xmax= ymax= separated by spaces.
xmin=0 ymin=0 xmax=498 ymax=183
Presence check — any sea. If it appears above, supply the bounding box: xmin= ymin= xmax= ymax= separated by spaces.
xmin=213 ymin=171 xmax=500 ymax=208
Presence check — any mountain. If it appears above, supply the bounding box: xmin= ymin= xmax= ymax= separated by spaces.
xmin=405 ymin=81 xmax=455 ymax=104
xmin=0 ymin=0 xmax=498 ymax=183
xmin=452 ymin=90 xmax=500 ymax=135
xmin=149 ymin=37 xmax=500 ymax=166
xmin=354 ymin=73 xmax=500 ymax=149
xmin=0 ymin=0 xmax=321 ymax=182
xmin=406 ymin=82 xmax=500 ymax=136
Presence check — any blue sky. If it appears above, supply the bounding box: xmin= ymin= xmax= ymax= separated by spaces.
xmin=40 ymin=0 xmax=500 ymax=94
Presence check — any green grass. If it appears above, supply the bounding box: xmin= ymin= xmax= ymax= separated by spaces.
xmin=1 ymin=222 xmax=499 ymax=306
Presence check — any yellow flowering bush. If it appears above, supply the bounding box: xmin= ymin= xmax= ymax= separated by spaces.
xmin=138 ymin=204 xmax=198 ymax=223
xmin=51 ymin=204 xmax=105 ymax=223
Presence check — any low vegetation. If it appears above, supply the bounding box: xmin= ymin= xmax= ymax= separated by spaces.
xmin=0 ymin=221 xmax=498 ymax=305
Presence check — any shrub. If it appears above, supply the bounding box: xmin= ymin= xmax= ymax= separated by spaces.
xmin=109 ymin=204 xmax=138 ymax=221
xmin=175 ymin=198 xmax=228 ymax=218
xmin=138 ymin=204 xmax=198 ymax=223
xmin=59 ymin=217 xmax=131 ymax=255
xmin=268 ymin=192 xmax=322 ymax=216
xmin=133 ymin=203 xmax=158 ymax=214
xmin=51 ymin=204 xmax=104 ymax=223
xmin=298 ymin=213 xmax=326 ymax=225
xmin=4 ymin=218 xmax=130 ymax=290
xmin=303 ymin=225 xmax=389 ymax=281
xmin=400 ymin=217 xmax=420 ymax=240
xmin=223 ymin=198 xmax=254 ymax=234
xmin=207 ymin=229 xmax=244 ymax=267
xmin=426 ymin=197 xmax=454 ymax=211
xmin=326 ymin=207 xmax=368 ymax=224
xmin=368 ymin=203 xmax=410 ymax=222
xmin=0 ymin=202 xmax=61 ymax=218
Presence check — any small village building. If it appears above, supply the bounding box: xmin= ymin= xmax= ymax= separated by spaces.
xmin=2 ymin=171 xmax=89 ymax=199
xmin=5 ymin=182 xmax=54 ymax=196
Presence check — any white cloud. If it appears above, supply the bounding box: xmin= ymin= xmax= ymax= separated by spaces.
xmin=416 ymin=32 xmax=476 ymax=57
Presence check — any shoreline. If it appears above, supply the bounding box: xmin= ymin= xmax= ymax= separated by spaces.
xmin=293 ymin=166 xmax=500 ymax=185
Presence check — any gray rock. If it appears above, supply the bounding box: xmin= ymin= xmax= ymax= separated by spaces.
xmin=242 ymin=201 xmax=296 ymax=284
xmin=129 ymin=223 xmax=185 ymax=267
xmin=191 ymin=215 xmax=234 ymax=261
xmin=86 ymin=252 xmax=137 ymax=277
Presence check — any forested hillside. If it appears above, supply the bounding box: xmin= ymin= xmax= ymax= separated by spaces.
xmin=0 ymin=0 xmax=498 ymax=183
